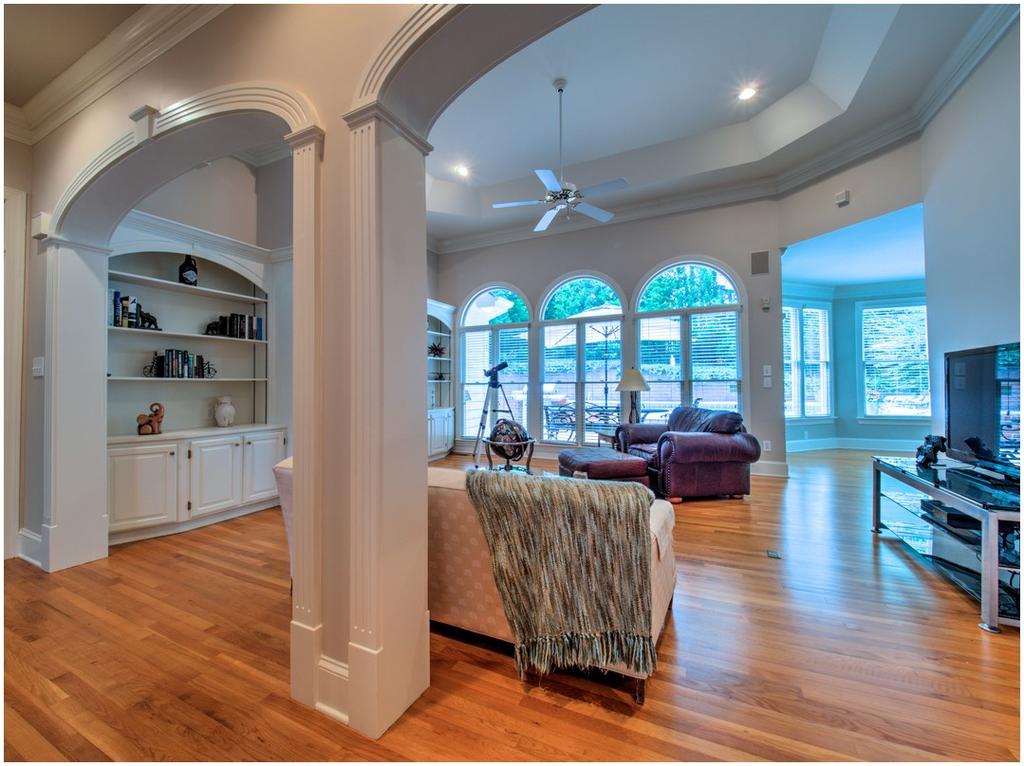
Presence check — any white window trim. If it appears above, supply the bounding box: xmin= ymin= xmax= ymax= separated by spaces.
xmin=783 ymin=300 xmax=834 ymax=420
xmin=457 ymin=320 xmax=530 ymax=439
xmin=855 ymin=297 xmax=931 ymax=420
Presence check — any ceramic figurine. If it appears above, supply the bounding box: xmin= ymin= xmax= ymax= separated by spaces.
xmin=137 ymin=402 xmax=165 ymax=435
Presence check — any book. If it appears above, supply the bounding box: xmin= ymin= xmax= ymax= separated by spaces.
xmin=113 ymin=290 xmax=121 ymax=326
xmin=256 ymin=317 xmax=263 ymax=341
xmin=107 ymin=290 xmax=115 ymax=326
xmin=127 ymin=297 xmax=138 ymax=328
xmin=120 ymin=297 xmax=129 ymax=327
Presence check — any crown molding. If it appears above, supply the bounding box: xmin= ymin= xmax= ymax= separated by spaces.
xmin=116 ymin=210 xmax=272 ymax=262
xmin=233 ymin=143 xmax=293 ymax=168
xmin=6 ymin=5 xmax=228 ymax=145
xmin=4 ymin=104 xmax=32 ymax=145
xmin=433 ymin=7 xmax=1016 ymax=255
xmin=914 ymin=4 xmax=1019 ymax=128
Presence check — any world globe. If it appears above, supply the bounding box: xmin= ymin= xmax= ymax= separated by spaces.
xmin=489 ymin=418 xmax=530 ymax=461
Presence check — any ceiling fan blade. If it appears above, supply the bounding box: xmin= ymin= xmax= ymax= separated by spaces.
xmin=577 ymin=178 xmax=628 ymax=198
xmin=574 ymin=202 xmax=614 ymax=223
xmin=534 ymin=205 xmax=564 ymax=232
xmin=535 ymin=169 xmax=562 ymax=193
xmin=492 ymin=199 xmax=544 ymax=208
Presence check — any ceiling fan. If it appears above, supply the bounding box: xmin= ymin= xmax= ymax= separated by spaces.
xmin=492 ymin=78 xmax=628 ymax=233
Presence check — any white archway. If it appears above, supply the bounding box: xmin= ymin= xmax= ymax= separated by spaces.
xmin=35 ymin=82 xmax=326 ymax=710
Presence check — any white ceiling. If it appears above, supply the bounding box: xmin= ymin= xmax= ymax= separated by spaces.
xmin=425 ymin=4 xmax=986 ymax=250
xmin=4 ymin=4 xmax=140 ymax=107
xmin=782 ymin=203 xmax=924 ymax=285
xmin=429 ymin=5 xmax=833 ymax=188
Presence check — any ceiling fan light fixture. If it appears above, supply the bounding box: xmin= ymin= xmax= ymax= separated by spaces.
xmin=738 ymin=86 xmax=757 ymax=101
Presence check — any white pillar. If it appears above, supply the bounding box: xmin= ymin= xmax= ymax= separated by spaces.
xmin=342 ymin=103 xmax=432 ymax=738
xmin=283 ymin=125 xmax=325 ymax=706
xmin=40 ymin=237 xmax=110 ymax=571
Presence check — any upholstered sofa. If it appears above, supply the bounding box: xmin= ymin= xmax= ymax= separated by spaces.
xmin=616 ymin=406 xmax=761 ymax=500
xmin=427 ymin=466 xmax=676 ymax=701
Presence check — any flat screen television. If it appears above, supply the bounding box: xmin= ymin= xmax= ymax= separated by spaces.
xmin=945 ymin=342 xmax=1020 ymax=478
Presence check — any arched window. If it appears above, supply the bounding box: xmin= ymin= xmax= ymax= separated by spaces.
xmin=458 ymin=287 xmax=530 ymax=438
xmin=540 ymin=276 xmax=623 ymax=445
xmin=636 ymin=262 xmax=741 ymax=416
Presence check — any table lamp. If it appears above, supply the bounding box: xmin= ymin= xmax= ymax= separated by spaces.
xmin=616 ymin=368 xmax=650 ymax=423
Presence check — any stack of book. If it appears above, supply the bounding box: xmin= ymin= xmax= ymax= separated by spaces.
xmin=108 ymin=290 xmax=142 ymax=328
xmin=214 ymin=313 xmax=265 ymax=340
xmin=152 ymin=350 xmax=208 ymax=378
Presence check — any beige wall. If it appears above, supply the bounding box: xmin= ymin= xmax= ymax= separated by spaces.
xmin=5 ymin=138 xmax=33 ymax=191
xmin=256 ymin=157 xmax=293 ymax=250
xmin=427 ymin=250 xmax=440 ymax=299
xmin=137 ymin=157 xmax=259 ymax=243
xmin=921 ymin=24 xmax=1020 ymax=432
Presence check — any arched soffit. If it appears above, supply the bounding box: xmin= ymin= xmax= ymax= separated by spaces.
xmin=52 ymin=82 xmax=321 ymax=247
xmin=358 ymin=4 xmax=592 ymax=139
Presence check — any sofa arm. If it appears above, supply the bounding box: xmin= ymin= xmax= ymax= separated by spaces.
xmin=658 ymin=431 xmax=762 ymax=465
xmin=616 ymin=423 xmax=667 ymax=451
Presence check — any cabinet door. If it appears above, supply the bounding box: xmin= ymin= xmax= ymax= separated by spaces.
xmin=108 ymin=444 xmax=178 ymax=532
xmin=189 ymin=435 xmax=242 ymax=518
xmin=242 ymin=431 xmax=285 ymax=503
xmin=427 ymin=413 xmax=437 ymax=454
xmin=441 ymin=409 xmax=455 ymax=450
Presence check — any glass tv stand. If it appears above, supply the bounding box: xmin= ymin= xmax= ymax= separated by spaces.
xmin=872 ymin=456 xmax=1020 ymax=632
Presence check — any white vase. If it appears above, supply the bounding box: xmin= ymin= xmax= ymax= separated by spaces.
xmin=214 ymin=396 xmax=236 ymax=427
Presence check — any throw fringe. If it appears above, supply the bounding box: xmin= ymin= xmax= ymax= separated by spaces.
xmin=514 ymin=631 xmax=657 ymax=678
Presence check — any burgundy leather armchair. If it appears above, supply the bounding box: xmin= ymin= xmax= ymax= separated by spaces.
xmin=616 ymin=406 xmax=761 ymax=500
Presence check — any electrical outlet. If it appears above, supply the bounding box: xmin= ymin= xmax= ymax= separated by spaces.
xmin=763 ymin=439 xmax=772 ymax=452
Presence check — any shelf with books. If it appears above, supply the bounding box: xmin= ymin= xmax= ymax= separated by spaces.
xmin=108 ymin=326 xmax=268 ymax=345
xmin=106 ymin=253 xmax=271 ymax=437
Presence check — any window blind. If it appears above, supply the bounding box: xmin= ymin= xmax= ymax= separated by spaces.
xmin=861 ymin=304 xmax=930 ymax=417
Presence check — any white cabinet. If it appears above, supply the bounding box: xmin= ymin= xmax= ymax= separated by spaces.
xmin=242 ymin=430 xmax=286 ymax=503
xmin=189 ymin=434 xmax=243 ymax=518
xmin=107 ymin=425 xmax=287 ymax=540
xmin=108 ymin=443 xmax=178 ymax=532
xmin=428 ymin=407 xmax=454 ymax=460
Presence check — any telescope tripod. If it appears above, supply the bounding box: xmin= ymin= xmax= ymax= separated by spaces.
xmin=472 ymin=380 xmax=516 ymax=467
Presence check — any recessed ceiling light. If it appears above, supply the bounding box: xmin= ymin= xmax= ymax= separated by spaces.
xmin=738 ymin=87 xmax=757 ymax=101
xmin=454 ymin=164 xmax=470 ymax=178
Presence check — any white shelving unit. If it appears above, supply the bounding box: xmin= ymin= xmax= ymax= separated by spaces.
xmin=427 ymin=299 xmax=455 ymax=460
xmin=106 ymin=252 xmax=271 ymax=436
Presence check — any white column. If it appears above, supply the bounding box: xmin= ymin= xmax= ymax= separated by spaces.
xmin=40 ymin=237 xmax=110 ymax=571
xmin=283 ymin=125 xmax=325 ymax=706
xmin=343 ymin=103 xmax=432 ymax=738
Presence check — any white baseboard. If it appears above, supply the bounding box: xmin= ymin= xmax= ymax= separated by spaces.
xmin=17 ymin=528 xmax=43 ymax=567
xmin=752 ymin=460 xmax=789 ymax=477
xmin=290 ymin=618 xmax=321 ymax=707
xmin=107 ymin=497 xmax=280 ymax=546
xmin=315 ymin=654 xmax=350 ymax=725
xmin=786 ymin=437 xmax=918 ymax=453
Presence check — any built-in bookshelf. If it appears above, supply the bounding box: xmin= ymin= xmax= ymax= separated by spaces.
xmin=427 ymin=299 xmax=455 ymax=460
xmin=107 ymin=252 xmax=270 ymax=436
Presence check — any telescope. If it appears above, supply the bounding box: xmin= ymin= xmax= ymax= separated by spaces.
xmin=483 ymin=361 xmax=508 ymax=387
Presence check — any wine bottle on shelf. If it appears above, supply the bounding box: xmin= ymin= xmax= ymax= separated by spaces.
xmin=178 ymin=254 xmax=199 ymax=286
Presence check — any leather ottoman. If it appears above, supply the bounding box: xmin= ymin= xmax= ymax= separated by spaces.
xmin=558 ymin=447 xmax=651 ymax=486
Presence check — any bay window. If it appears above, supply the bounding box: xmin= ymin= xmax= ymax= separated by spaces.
xmin=782 ymin=304 xmax=832 ymax=418
xmin=858 ymin=301 xmax=930 ymax=418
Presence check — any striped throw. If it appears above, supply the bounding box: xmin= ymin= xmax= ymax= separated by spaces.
xmin=466 ymin=469 xmax=656 ymax=677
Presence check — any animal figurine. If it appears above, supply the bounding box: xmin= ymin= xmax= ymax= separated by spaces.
xmin=204 ymin=320 xmax=221 ymax=336
xmin=916 ymin=434 xmax=947 ymax=468
xmin=137 ymin=402 xmax=165 ymax=435
xmin=138 ymin=309 xmax=161 ymax=331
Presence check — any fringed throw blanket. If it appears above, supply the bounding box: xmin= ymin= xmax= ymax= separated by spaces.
xmin=466 ymin=469 xmax=656 ymax=677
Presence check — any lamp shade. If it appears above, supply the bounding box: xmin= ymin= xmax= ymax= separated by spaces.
xmin=616 ymin=368 xmax=650 ymax=392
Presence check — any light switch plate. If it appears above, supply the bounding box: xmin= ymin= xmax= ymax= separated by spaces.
xmin=31 ymin=356 xmax=44 ymax=377
xmin=762 ymin=375 xmax=772 ymax=388
xmin=762 ymin=364 xmax=772 ymax=377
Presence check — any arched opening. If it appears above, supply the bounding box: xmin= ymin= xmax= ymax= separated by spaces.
xmin=36 ymin=86 xmax=324 ymax=708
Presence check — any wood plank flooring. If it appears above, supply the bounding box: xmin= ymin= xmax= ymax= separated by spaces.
xmin=5 ymin=450 xmax=1019 ymax=760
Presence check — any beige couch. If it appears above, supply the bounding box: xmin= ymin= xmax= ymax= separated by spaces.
xmin=427 ymin=467 xmax=676 ymax=700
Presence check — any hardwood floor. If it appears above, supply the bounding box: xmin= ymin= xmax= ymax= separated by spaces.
xmin=5 ymin=450 xmax=1019 ymax=761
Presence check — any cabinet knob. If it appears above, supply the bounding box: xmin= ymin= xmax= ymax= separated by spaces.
xmin=169 ymin=451 xmax=175 ymax=456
